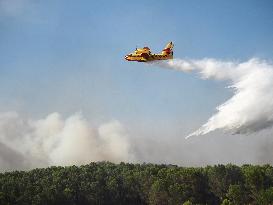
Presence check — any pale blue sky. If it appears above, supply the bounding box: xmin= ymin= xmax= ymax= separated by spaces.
xmin=1 ymin=0 xmax=273 ymax=136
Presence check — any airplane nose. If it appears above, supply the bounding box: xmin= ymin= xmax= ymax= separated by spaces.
xmin=124 ymin=55 xmax=128 ymax=60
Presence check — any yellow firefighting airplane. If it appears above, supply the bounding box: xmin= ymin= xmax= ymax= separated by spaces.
xmin=124 ymin=42 xmax=174 ymax=62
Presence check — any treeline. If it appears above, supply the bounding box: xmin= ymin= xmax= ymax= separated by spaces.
xmin=0 ymin=162 xmax=273 ymax=205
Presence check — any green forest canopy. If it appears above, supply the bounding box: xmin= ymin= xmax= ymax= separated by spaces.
xmin=0 ymin=162 xmax=273 ymax=205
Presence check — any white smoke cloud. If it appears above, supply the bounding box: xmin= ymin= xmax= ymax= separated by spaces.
xmin=0 ymin=112 xmax=135 ymax=171
xmin=151 ymin=58 xmax=273 ymax=138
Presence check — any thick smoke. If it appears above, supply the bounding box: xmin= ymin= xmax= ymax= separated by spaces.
xmin=0 ymin=112 xmax=135 ymax=171
xmin=151 ymin=58 xmax=273 ymax=138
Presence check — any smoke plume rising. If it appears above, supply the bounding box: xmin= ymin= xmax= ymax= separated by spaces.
xmin=0 ymin=112 xmax=135 ymax=171
xmin=151 ymin=58 xmax=273 ymax=138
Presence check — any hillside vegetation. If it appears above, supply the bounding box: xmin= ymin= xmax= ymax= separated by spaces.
xmin=0 ymin=162 xmax=273 ymax=204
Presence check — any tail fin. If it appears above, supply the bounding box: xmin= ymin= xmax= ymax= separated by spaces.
xmin=161 ymin=42 xmax=174 ymax=56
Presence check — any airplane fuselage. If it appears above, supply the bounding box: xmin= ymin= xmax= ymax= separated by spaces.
xmin=125 ymin=53 xmax=173 ymax=62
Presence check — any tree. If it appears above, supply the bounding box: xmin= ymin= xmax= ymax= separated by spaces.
xmin=257 ymin=187 xmax=273 ymax=205
xmin=182 ymin=200 xmax=193 ymax=205
xmin=149 ymin=179 xmax=169 ymax=205
xmin=220 ymin=198 xmax=231 ymax=205
xmin=0 ymin=163 xmax=272 ymax=205
xmin=226 ymin=184 xmax=246 ymax=205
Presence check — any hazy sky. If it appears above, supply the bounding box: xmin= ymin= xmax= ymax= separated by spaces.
xmin=0 ymin=0 xmax=273 ymax=169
